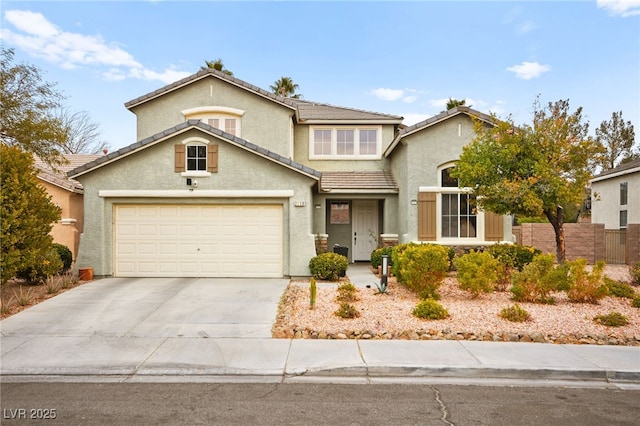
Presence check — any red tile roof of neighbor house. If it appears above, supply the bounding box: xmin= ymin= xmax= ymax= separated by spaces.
xmin=35 ymin=154 xmax=103 ymax=193
xmin=319 ymin=171 xmax=399 ymax=193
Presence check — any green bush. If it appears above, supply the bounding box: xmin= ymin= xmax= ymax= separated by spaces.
xmin=565 ymin=260 xmax=609 ymax=304
xmin=511 ymin=254 xmax=564 ymax=304
xmin=396 ymin=244 xmax=450 ymax=300
xmin=499 ymin=304 xmax=531 ymax=322
xmin=593 ymin=312 xmax=628 ymax=327
xmin=630 ymin=261 xmax=640 ymax=285
xmin=390 ymin=243 xmax=418 ymax=280
xmin=605 ymin=278 xmax=636 ymax=299
xmin=334 ymin=302 xmax=360 ymax=319
xmin=486 ymin=243 xmax=541 ymax=271
xmin=309 ymin=252 xmax=348 ymax=281
xmin=16 ymin=246 xmax=64 ymax=284
xmin=454 ymin=250 xmax=499 ymax=298
xmin=412 ymin=299 xmax=449 ymax=320
xmin=335 ymin=282 xmax=359 ymax=303
xmin=52 ymin=243 xmax=73 ymax=272
xmin=632 ymin=295 xmax=640 ymax=308
xmin=370 ymin=246 xmax=394 ymax=269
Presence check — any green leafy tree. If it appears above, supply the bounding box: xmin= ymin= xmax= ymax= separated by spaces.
xmin=270 ymin=76 xmax=302 ymax=98
xmin=202 ymin=58 xmax=233 ymax=76
xmin=595 ymin=111 xmax=637 ymax=170
xmin=452 ymin=98 xmax=603 ymax=263
xmin=1 ymin=145 xmax=62 ymax=283
xmin=0 ymin=46 xmax=66 ymax=167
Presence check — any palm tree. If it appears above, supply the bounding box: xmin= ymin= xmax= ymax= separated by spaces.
xmin=445 ymin=98 xmax=468 ymax=110
xmin=270 ymin=76 xmax=302 ymax=98
xmin=202 ymin=59 xmax=233 ymax=76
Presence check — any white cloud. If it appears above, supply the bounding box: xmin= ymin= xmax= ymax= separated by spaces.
xmin=401 ymin=113 xmax=431 ymax=126
xmin=402 ymin=95 xmax=417 ymax=104
xmin=506 ymin=61 xmax=551 ymax=80
xmin=597 ymin=0 xmax=640 ymax=17
xmin=371 ymin=88 xmax=405 ymax=101
xmin=1 ymin=10 xmax=190 ymax=84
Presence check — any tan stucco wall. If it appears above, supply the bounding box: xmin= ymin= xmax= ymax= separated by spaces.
xmin=41 ymin=181 xmax=84 ymax=260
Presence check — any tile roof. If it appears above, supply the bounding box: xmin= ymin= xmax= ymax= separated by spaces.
xmin=67 ymin=120 xmax=322 ymax=180
xmin=35 ymin=154 xmax=103 ymax=193
xmin=591 ymin=157 xmax=640 ymax=182
xmin=124 ymin=68 xmax=402 ymax=124
xmin=319 ymin=171 xmax=398 ymax=193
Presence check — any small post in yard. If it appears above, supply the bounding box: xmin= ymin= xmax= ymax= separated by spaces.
xmin=380 ymin=255 xmax=389 ymax=291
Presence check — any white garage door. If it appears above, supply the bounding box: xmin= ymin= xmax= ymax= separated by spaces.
xmin=114 ymin=205 xmax=283 ymax=277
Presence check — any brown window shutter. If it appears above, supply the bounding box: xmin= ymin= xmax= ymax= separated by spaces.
xmin=418 ymin=192 xmax=437 ymax=241
xmin=207 ymin=144 xmax=218 ymax=173
xmin=175 ymin=144 xmax=185 ymax=172
xmin=484 ymin=210 xmax=504 ymax=241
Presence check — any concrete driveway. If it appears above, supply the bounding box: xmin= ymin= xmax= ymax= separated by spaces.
xmin=0 ymin=277 xmax=289 ymax=339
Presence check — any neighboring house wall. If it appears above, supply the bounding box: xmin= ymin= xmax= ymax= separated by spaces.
xmin=40 ymin=180 xmax=83 ymax=260
xmin=590 ymin=164 xmax=640 ymax=229
xmin=129 ymin=76 xmax=295 ymax=156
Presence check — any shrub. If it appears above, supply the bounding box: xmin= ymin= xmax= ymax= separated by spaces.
xmin=605 ymin=278 xmax=636 ymax=299
xmin=370 ymin=246 xmax=394 ymax=269
xmin=454 ymin=250 xmax=499 ymax=298
xmin=486 ymin=243 xmax=541 ymax=271
xmin=511 ymin=254 xmax=563 ymax=304
xmin=390 ymin=243 xmax=418 ymax=280
xmin=334 ymin=302 xmax=360 ymax=319
xmin=52 ymin=243 xmax=73 ymax=272
xmin=499 ymin=304 xmax=531 ymax=322
xmin=630 ymin=261 xmax=640 ymax=285
xmin=335 ymin=282 xmax=359 ymax=303
xmin=16 ymin=246 xmax=64 ymax=284
xmin=396 ymin=244 xmax=450 ymax=300
xmin=632 ymin=295 xmax=640 ymax=308
xmin=309 ymin=252 xmax=348 ymax=281
xmin=593 ymin=312 xmax=628 ymax=327
xmin=565 ymin=260 xmax=609 ymax=304
xmin=412 ymin=299 xmax=449 ymax=320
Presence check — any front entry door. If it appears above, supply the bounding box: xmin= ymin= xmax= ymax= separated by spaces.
xmin=352 ymin=200 xmax=378 ymax=261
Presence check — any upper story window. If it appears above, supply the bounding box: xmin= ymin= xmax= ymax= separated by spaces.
xmin=310 ymin=126 xmax=381 ymax=159
xmin=620 ymin=182 xmax=628 ymax=205
xmin=182 ymin=106 xmax=244 ymax=137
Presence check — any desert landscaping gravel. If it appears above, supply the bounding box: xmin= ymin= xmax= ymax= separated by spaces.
xmin=272 ymin=266 xmax=640 ymax=346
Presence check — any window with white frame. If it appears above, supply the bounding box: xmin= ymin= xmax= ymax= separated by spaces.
xmin=440 ymin=166 xmax=477 ymax=238
xmin=182 ymin=106 xmax=243 ymax=137
xmin=186 ymin=144 xmax=207 ymax=171
xmin=310 ymin=126 xmax=381 ymax=159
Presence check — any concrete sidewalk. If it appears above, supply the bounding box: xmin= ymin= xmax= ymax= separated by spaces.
xmin=1 ymin=265 xmax=639 ymax=386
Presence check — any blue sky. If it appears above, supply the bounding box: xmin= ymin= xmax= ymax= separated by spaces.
xmin=2 ymin=0 xmax=639 ymax=151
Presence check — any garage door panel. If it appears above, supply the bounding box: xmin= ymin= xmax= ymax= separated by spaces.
xmin=115 ymin=205 xmax=283 ymax=277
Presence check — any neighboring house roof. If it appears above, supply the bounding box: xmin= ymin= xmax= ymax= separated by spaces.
xmin=590 ymin=158 xmax=640 ymax=183
xmin=384 ymin=106 xmax=497 ymax=157
xmin=67 ymin=120 xmax=322 ymax=180
xmin=124 ymin=68 xmax=402 ymax=124
xmin=35 ymin=154 xmax=103 ymax=193
xmin=319 ymin=171 xmax=398 ymax=193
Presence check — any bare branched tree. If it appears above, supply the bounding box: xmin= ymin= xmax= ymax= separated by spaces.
xmin=55 ymin=109 xmax=110 ymax=154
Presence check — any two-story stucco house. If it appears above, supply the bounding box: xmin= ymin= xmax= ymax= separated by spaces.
xmin=590 ymin=158 xmax=640 ymax=230
xmin=67 ymin=69 xmax=512 ymax=278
